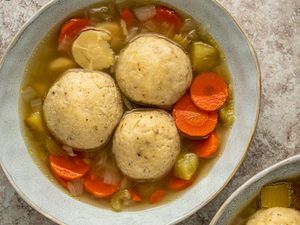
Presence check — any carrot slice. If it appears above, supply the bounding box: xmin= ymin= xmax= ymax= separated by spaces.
xmin=190 ymin=72 xmax=228 ymax=111
xmin=120 ymin=9 xmax=135 ymax=27
xmin=149 ymin=189 xmax=165 ymax=204
xmin=173 ymin=94 xmax=218 ymax=137
xmin=129 ymin=189 xmax=142 ymax=202
xmin=168 ymin=176 xmax=195 ymax=190
xmin=49 ymin=155 xmax=90 ymax=181
xmin=84 ymin=174 xmax=118 ymax=198
xmin=153 ymin=6 xmax=182 ymax=31
xmin=58 ymin=18 xmax=90 ymax=52
xmin=193 ymin=132 xmax=219 ymax=159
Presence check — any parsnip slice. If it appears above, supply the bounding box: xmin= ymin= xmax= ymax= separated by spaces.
xmin=72 ymin=29 xmax=114 ymax=70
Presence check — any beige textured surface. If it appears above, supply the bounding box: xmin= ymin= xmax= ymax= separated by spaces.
xmin=0 ymin=0 xmax=299 ymax=224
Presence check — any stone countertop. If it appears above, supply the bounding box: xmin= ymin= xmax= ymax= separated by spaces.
xmin=0 ymin=0 xmax=299 ymax=224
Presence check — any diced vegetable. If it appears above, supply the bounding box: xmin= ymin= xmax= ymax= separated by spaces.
xmin=219 ymin=102 xmax=235 ymax=126
xmin=72 ymin=29 xmax=114 ymax=70
xmin=88 ymin=5 xmax=117 ymax=22
xmin=48 ymin=57 xmax=77 ymax=74
xmin=190 ymin=72 xmax=228 ymax=111
xmin=22 ymin=86 xmax=37 ymax=102
xmin=102 ymin=166 xmax=121 ymax=186
xmin=191 ymin=42 xmax=220 ymax=72
xmin=142 ymin=20 xmax=159 ymax=33
xmin=67 ymin=178 xmax=84 ymax=197
xmin=62 ymin=145 xmax=77 ymax=157
xmin=84 ymin=173 xmax=119 ymax=198
xmin=30 ymin=98 xmax=43 ymax=112
xmin=133 ymin=5 xmax=156 ymax=22
xmin=129 ymin=189 xmax=142 ymax=202
xmin=25 ymin=112 xmax=47 ymax=133
xmin=58 ymin=19 xmax=90 ymax=52
xmin=174 ymin=153 xmax=199 ymax=180
xmin=168 ymin=175 xmax=195 ymax=190
xmin=153 ymin=6 xmax=182 ymax=31
xmin=96 ymin=22 xmax=125 ymax=50
xmin=159 ymin=22 xmax=176 ymax=38
xmin=149 ymin=189 xmax=165 ymax=204
xmin=120 ymin=9 xmax=135 ymax=27
xmin=193 ymin=132 xmax=219 ymax=159
xmin=260 ymin=182 xmax=293 ymax=208
xmin=49 ymin=155 xmax=90 ymax=181
xmin=32 ymin=82 xmax=49 ymax=98
xmin=45 ymin=137 xmax=63 ymax=155
xmin=172 ymin=94 xmax=218 ymax=137
xmin=110 ymin=189 xmax=131 ymax=211
xmin=180 ymin=18 xmax=197 ymax=33
xmin=173 ymin=34 xmax=191 ymax=49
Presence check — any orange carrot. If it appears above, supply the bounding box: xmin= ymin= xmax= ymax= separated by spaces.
xmin=168 ymin=176 xmax=194 ymax=190
xmin=193 ymin=132 xmax=219 ymax=159
xmin=53 ymin=173 xmax=68 ymax=189
xmin=120 ymin=9 xmax=135 ymax=27
xmin=49 ymin=155 xmax=90 ymax=181
xmin=129 ymin=189 xmax=142 ymax=202
xmin=58 ymin=18 xmax=90 ymax=52
xmin=84 ymin=174 xmax=118 ymax=198
xmin=190 ymin=72 xmax=228 ymax=111
xmin=173 ymin=94 xmax=218 ymax=137
xmin=149 ymin=189 xmax=165 ymax=204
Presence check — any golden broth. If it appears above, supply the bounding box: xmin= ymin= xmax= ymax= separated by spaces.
xmin=20 ymin=0 xmax=234 ymax=210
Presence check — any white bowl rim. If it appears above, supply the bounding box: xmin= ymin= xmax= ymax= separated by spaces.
xmin=210 ymin=154 xmax=300 ymax=225
xmin=0 ymin=0 xmax=261 ymax=224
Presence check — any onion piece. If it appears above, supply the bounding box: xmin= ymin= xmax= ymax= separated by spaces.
xmin=120 ymin=19 xmax=128 ymax=36
xmin=62 ymin=145 xmax=77 ymax=157
xmin=126 ymin=27 xmax=139 ymax=41
xmin=133 ymin=5 xmax=156 ymax=22
xmin=103 ymin=166 xmax=121 ymax=186
xmin=30 ymin=98 xmax=43 ymax=112
xmin=22 ymin=86 xmax=37 ymax=102
xmin=67 ymin=179 xmax=84 ymax=197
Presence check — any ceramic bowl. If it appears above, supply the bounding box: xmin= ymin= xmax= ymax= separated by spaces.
xmin=210 ymin=155 xmax=300 ymax=225
xmin=0 ymin=0 xmax=260 ymax=224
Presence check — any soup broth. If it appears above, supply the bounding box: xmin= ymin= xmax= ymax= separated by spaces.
xmin=20 ymin=0 xmax=234 ymax=211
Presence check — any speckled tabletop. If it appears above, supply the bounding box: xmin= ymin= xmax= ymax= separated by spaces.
xmin=0 ymin=0 xmax=299 ymax=224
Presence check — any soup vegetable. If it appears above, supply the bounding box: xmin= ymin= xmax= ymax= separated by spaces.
xmin=21 ymin=0 xmax=235 ymax=211
xmin=232 ymin=179 xmax=300 ymax=225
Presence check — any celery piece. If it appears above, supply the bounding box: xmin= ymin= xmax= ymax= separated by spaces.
xmin=260 ymin=182 xmax=293 ymax=208
xmin=174 ymin=153 xmax=199 ymax=181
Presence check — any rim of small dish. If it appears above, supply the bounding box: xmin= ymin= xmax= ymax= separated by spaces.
xmin=0 ymin=0 xmax=261 ymax=224
xmin=210 ymin=155 xmax=300 ymax=225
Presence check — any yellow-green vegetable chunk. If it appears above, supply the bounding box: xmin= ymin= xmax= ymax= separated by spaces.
xmin=219 ymin=102 xmax=235 ymax=126
xmin=110 ymin=189 xmax=131 ymax=211
xmin=191 ymin=42 xmax=220 ymax=72
xmin=72 ymin=29 xmax=114 ymax=70
xmin=174 ymin=153 xmax=199 ymax=180
xmin=26 ymin=112 xmax=47 ymax=133
xmin=48 ymin=57 xmax=77 ymax=74
xmin=260 ymin=182 xmax=293 ymax=208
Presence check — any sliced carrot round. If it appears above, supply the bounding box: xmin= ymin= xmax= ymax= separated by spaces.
xmin=84 ymin=174 xmax=118 ymax=198
xmin=193 ymin=132 xmax=219 ymax=159
xmin=168 ymin=175 xmax=194 ymax=190
xmin=149 ymin=189 xmax=165 ymax=204
xmin=191 ymin=72 xmax=228 ymax=111
xmin=49 ymin=155 xmax=90 ymax=181
xmin=173 ymin=94 xmax=218 ymax=137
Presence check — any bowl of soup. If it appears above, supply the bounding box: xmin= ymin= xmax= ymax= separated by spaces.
xmin=210 ymin=155 xmax=300 ymax=225
xmin=0 ymin=0 xmax=260 ymax=224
